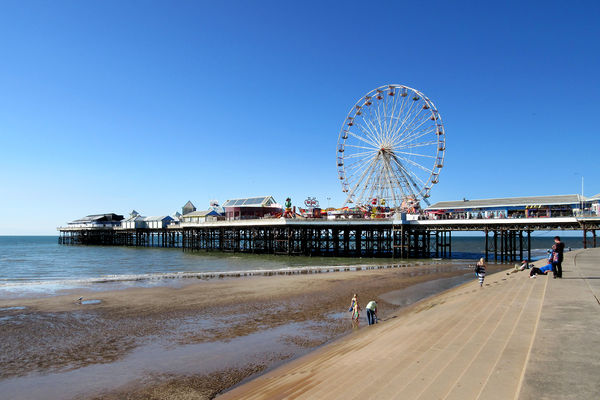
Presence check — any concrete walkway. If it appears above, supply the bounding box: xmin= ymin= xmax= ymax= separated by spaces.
xmin=519 ymin=248 xmax=600 ymax=399
xmin=219 ymin=249 xmax=600 ymax=400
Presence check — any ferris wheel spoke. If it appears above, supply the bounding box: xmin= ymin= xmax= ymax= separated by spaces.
xmin=393 ymin=160 xmax=425 ymax=197
xmin=363 ymin=108 xmax=384 ymax=144
xmin=347 ymin=130 xmax=379 ymax=148
xmin=382 ymin=157 xmax=400 ymax=207
xmin=345 ymin=153 xmax=378 ymax=183
xmin=345 ymin=143 xmax=378 ymax=151
xmin=393 ymin=156 xmax=427 ymax=188
xmin=350 ymin=154 xmax=380 ymax=204
xmin=394 ymin=150 xmax=436 ymax=159
xmin=388 ymin=91 xmax=410 ymax=136
xmin=394 ymin=126 xmax=439 ymax=146
xmin=344 ymin=149 xmax=377 ymax=160
xmin=395 ymin=154 xmax=434 ymax=174
xmin=394 ymin=112 xmax=431 ymax=143
xmin=398 ymin=139 xmax=438 ymax=149
xmin=394 ymin=114 xmax=433 ymax=146
xmin=391 ymin=107 xmax=429 ymax=145
xmin=354 ymin=122 xmax=381 ymax=147
xmin=345 ymin=154 xmax=378 ymax=178
xmin=392 ymin=100 xmax=421 ymax=145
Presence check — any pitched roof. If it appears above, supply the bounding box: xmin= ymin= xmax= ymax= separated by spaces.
xmin=222 ymin=196 xmax=277 ymax=208
xmin=427 ymin=194 xmax=585 ymax=210
xmin=182 ymin=210 xmax=220 ymax=217
xmin=143 ymin=216 xmax=174 ymax=222
xmin=69 ymin=214 xmax=124 ymax=224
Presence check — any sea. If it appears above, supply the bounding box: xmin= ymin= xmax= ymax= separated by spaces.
xmin=0 ymin=235 xmax=577 ymax=299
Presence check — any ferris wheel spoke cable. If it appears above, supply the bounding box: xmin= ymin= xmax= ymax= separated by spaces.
xmin=396 ymin=155 xmax=434 ymax=174
xmin=396 ymin=125 xmax=438 ymax=147
xmin=354 ymin=117 xmax=381 ymax=147
xmin=345 ymin=154 xmax=378 ymax=180
xmin=392 ymin=106 xmax=430 ymax=146
xmin=394 ymin=150 xmax=435 ymax=159
xmin=347 ymin=130 xmax=379 ymax=149
xmin=345 ymin=154 xmax=379 ymax=202
xmin=361 ymin=110 xmax=384 ymax=146
xmin=398 ymin=139 xmax=439 ymax=149
xmin=393 ymin=156 xmax=428 ymax=190
xmin=344 ymin=143 xmax=378 ymax=151
xmin=394 ymin=110 xmax=433 ymax=145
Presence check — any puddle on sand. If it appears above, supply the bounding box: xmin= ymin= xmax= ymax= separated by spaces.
xmin=0 ymin=306 xmax=27 ymax=311
xmin=380 ymin=273 xmax=473 ymax=307
xmin=0 ymin=321 xmax=325 ymax=400
xmin=80 ymin=299 xmax=101 ymax=305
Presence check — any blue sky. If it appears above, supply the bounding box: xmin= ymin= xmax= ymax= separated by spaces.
xmin=0 ymin=0 xmax=598 ymax=234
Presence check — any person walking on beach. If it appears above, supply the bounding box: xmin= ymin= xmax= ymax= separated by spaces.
xmin=551 ymin=236 xmax=564 ymax=278
xmin=349 ymin=294 xmax=361 ymax=322
xmin=475 ymin=258 xmax=486 ymax=287
xmin=365 ymin=300 xmax=378 ymax=325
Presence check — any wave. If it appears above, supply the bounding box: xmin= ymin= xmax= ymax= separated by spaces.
xmin=0 ymin=261 xmax=452 ymax=292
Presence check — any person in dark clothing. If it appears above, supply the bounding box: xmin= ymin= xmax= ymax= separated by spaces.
xmin=551 ymin=236 xmax=565 ymax=278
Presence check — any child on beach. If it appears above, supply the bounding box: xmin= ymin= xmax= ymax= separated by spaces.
xmin=349 ymin=294 xmax=361 ymax=322
xmin=475 ymin=258 xmax=486 ymax=287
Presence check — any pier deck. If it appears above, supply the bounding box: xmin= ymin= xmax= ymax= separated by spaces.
xmin=58 ymin=217 xmax=600 ymax=261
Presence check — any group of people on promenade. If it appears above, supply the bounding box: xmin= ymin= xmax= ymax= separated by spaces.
xmin=474 ymin=236 xmax=565 ymax=286
xmin=349 ymin=294 xmax=378 ymax=326
xmin=529 ymin=236 xmax=564 ymax=279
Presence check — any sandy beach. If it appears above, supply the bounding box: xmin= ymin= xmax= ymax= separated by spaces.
xmin=0 ymin=261 xmax=506 ymax=399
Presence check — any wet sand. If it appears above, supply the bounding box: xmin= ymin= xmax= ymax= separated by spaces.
xmin=0 ymin=261 xmax=506 ymax=399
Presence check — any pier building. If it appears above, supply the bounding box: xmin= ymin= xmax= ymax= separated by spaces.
xmin=425 ymin=194 xmax=590 ymax=219
xmin=222 ymin=196 xmax=281 ymax=220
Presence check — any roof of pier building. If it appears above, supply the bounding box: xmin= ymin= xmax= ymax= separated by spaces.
xmin=69 ymin=213 xmax=124 ymax=224
xmin=143 ymin=216 xmax=174 ymax=222
xmin=182 ymin=201 xmax=196 ymax=215
xmin=222 ymin=196 xmax=278 ymax=208
xmin=427 ymin=194 xmax=586 ymax=211
xmin=180 ymin=210 xmax=221 ymax=217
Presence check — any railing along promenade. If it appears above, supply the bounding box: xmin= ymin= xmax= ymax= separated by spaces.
xmin=58 ymin=215 xmax=600 ymax=261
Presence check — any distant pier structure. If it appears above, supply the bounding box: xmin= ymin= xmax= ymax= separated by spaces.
xmin=58 ymin=195 xmax=600 ymax=262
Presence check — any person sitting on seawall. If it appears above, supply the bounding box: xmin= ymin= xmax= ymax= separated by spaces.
xmin=510 ymin=259 xmax=532 ymax=274
xmin=529 ymin=262 xmax=553 ymax=278
xmin=365 ymin=300 xmax=378 ymax=325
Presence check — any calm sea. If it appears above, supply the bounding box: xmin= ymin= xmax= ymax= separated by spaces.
xmin=0 ymin=235 xmax=576 ymax=299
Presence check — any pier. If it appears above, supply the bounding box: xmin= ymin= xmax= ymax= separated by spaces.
xmin=58 ymin=216 xmax=600 ymax=261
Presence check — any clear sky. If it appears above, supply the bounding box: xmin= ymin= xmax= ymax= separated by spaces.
xmin=0 ymin=0 xmax=598 ymax=235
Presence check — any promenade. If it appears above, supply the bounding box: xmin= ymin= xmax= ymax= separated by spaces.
xmin=219 ymin=248 xmax=600 ymax=399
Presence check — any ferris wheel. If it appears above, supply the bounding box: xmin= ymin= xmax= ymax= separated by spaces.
xmin=336 ymin=84 xmax=445 ymax=209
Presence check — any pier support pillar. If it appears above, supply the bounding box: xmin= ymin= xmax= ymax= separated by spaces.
xmin=484 ymin=229 xmax=488 ymax=262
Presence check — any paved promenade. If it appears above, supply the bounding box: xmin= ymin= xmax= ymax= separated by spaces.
xmin=219 ymin=248 xmax=600 ymax=400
